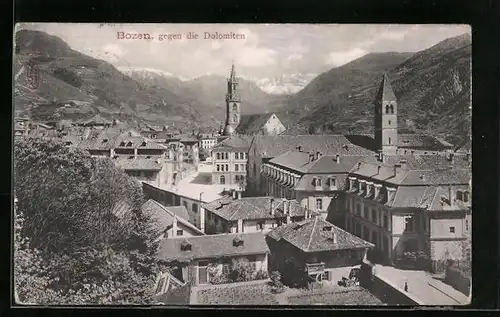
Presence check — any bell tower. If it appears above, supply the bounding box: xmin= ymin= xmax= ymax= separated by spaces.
xmin=374 ymin=73 xmax=398 ymax=155
xmin=224 ymin=62 xmax=241 ymax=136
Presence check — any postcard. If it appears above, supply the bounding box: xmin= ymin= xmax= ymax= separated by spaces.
xmin=13 ymin=23 xmax=471 ymax=306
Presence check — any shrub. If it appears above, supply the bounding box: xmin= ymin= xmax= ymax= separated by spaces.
xmin=255 ymin=269 xmax=269 ymax=280
xmin=270 ymin=271 xmax=284 ymax=293
xmin=228 ymin=258 xmax=255 ymax=282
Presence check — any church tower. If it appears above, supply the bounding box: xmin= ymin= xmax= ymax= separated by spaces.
xmin=374 ymin=73 xmax=398 ymax=155
xmin=223 ymin=62 xmax=241 ymax=136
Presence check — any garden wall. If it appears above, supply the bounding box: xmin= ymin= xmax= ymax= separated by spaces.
xmin=445 ymin=266 xmax=471 ymax=296
xmin=360 ymin=262 xmax=419 ymax=305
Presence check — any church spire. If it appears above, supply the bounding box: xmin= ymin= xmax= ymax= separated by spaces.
xmin=224 ymin=62 xmax=241 ymax=136
xmin=375 ymin=72 xmax=397 ymax=102
xmin=374 ymin=73 xmax=398 ymax=156
xmin=230 ymin=60 xmax=236 ymax=80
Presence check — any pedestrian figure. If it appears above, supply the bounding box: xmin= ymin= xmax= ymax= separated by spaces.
xmin=404 ymin=281 xmax=408 ymax=292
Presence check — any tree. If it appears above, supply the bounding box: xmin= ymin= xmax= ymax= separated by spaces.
xmin=14 ymin=137 xmax=161 ymax=304
xmin=14 ymin=137 xmax=151 ymax=253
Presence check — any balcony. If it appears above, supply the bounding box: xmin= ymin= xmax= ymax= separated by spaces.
xmin=306 ymin=262 xmax=325 ymax=275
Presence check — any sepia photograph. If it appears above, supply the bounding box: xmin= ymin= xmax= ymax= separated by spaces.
xmin=13 ymin=23 xmax=471 ymax=306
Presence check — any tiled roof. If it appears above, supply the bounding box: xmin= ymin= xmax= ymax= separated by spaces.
xmin=180 ymin=135 xmax=198 ymax=143
xmin=214 ymin=135 xmax=253 ymax=151
xmin=155 ymin=281 xmax=191 ymax=305
xmin=235 ymin=113 xmax=274 ymax=135
xmin=454 ymin=137 xmax=471 ymax=153
xmin=391 ymin=186 xmax=431 ymax=208
xmin=141 ymin=199 xmax=204 ymax=235
xmin=398 ymin=134 xmax=454 ymax=151
xmin=201 ymin=196 xmax=306 ymax=221
xmin=427 ymin=187 xmax=471 ymax=212
xmin=114 ymin=135 xmax=167 ymax=150
xmin=253 ymin=135 xmax=375 ymax=159
xmin=375 ymin=73 xmax=397 ymax=102
xmin=267 ymin=216 xmax=374 ymax=253
xmin=270 ymin=151 xmax=371 ymax=174
xmin=156 ymin=232 xmax=269 ymax=262
xmin=61 ymin=134 xmax=83 ymax=147
xmin=353 ymin=164 xmax=469 ymax=186
xmin=83 ymin=114 xmax=112 ymax=126
xmin=115 ymin=158 xmax=162 ymax=171
xmin=112 ymin=200 xmax=134 ymax=219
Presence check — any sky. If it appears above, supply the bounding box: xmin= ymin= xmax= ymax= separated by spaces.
xmin=17 ymin=23 xmax=470 ymax=79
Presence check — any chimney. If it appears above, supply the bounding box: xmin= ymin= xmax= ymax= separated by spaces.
xmin=333 ymin=232 xmax=338 ymax=244
xmin=270 ymin=198 xmax=275 ymax=216
xmin=237 ymin=190 xmax=242 ymax=200
xmin=400 ymin=159 xmax=407 ymax=169
xmin=448 ymin=186 xmax=453 ymax=206
xmin=315 ymin=151 xmax=321 ymax=160
xmin=283 ymin=199 xmax=288 ymax=214
xmin=232 ymin=190 xmax=237 ymax=199
xmin=447 ymin=152 xmax=454 ymax=162
xmin=394 ymin=164 xmax=402 ymax=175
xmin=296 ymin=145 xmax=302 ymax=152
xmin=309 ymin=152 xmax=315 ymax=162
xmin=335 ymin=154 xmax=340 ymax=163
xmin=377 ymin=166 xmax=381 ymax=175
xmin=374 ymin=184 xmax=381 ymax=198
xmin=172 ymin=216 xmax=178 ymax=237
xmin=419 ymin=174 xmax=425 ymax=181
xmin=378 ymin=150 xmax=384 ymax=162
xmin=357 ymin=162 xmax=362 ymax=170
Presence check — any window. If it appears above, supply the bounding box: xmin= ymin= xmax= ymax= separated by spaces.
xmin=232 ymin=104 xmax=238 ymax=112
xmin=463 ymin=191 xmax=469 ymax=202
xmin=456 ymin=191 xmax=463 ymax=201
xmin=155 ymin=277 xmax=166 ymax=294
xmin=449 ymin=226 xmax=455 ymax=233
xmin=329 ymin=177 xmax=336 ymax=187
xmin=316 ymin=198 xmax=323 ymax=210
xmin=357 ymin=204 xmax=361 ymax=216
xmin=257 ymin=221 xmax=265 ymax=230
xmin=242 ymin=164 xmax=245 ymax=171
xmin=235 ymin=164 xmax=239 ymax=172
xmin=253 ymin=163 xmax=257 ymax=176
xmin=177 ymin=230 xmax=184 ymax=236
xmin=465 ymin=219 xmax=469 ymax=231
xmin=216 ymin=152 xmax=220 ymax=160
xmin=225 ymin=164 xmax=229 ymax=171
xmin=404 ymin=216 xmax=414 ymax=232
xmin=384 ymin=215 xmax=389 ymax=229
xmin=240 ymin=175 xmax=245 ymax=182
xmin=388 ymin=120 xmax=391 ymax=125
xmin=363 ymin=206 xmax=368 ymax=219
xmin=314 ymin=178 xmax=322 ymax=187
xmin=192 ymin=203 xmax=198 ymax=213
xmin=371 ymin=231 xmax=378 ymax=245
xmin=220 ymin=175 xmax=226 ymax=184
xmin=388 ymin=137 xmax=391 ymax=144
xmin=371 ymin=209 xmax=376 ymax=223
xmin=222 ymin=263 xmax=230 ymax=275
xmin=235 ymin=175 xmax=240 ymax=182
xmin=390 ymin=105 xmax=394 ymax=114
xmin=321 ymin=271 xmax=329 ymax=281
xmin=216 ymin=164 xmax=220 ymax=172
xmin=385 ymin=105 xmax=390 ymax=114
xmin=183 ymin=201 xmax=188 ymax=209
xmin=233 ymin=114 xmax=238 ymax=122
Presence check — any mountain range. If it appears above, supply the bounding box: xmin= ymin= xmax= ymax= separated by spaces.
xmin=277 ymin=34 xmax=471 ymax=144
xmin=13 ymin=30 xmax=471 ymax=144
